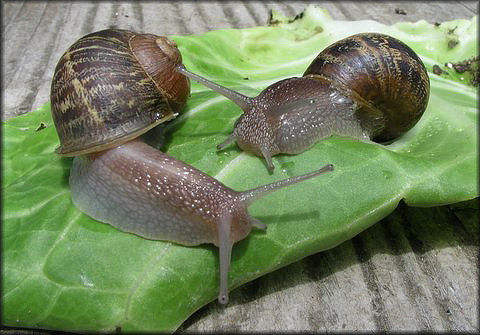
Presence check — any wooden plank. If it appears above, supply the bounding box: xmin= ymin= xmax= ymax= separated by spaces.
xmin=2 ymin=2 xmax=478 ymax=333
xmin=458 ymin=0 xmax=479 ymax=13
xmin=2 ymin=0 xmax=26 ymax=32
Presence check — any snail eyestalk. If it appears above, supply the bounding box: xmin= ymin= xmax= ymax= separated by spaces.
xmin=240 ymin=164 xmax=334 ymax=205
xmin=217 ymin=213 xmax=232 ymax=305
xmin=175 ymin=64 xmax=252 ymax=111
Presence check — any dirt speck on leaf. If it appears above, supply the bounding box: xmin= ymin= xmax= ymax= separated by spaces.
xmin=452 ymin=57 xmax=479 ymax=86
xmin=432 ymin=65 xmax=446 ymax=75
xmin=447 ymin=26 xmax=458 ymax=34
xmin=267 ymin=8 xmax=323 ymax=40
xmin=35 ymin=122 xmax=47 ymax=132
xmin=448 ymin=39 xmax=459 ymax=49
xmin=444 ymin=57 xmax=479 ymax=86
xmin=268 ymin=9 xmax=304 ymax=25
xmin=445 ymin=26 xmax=460 ymax=49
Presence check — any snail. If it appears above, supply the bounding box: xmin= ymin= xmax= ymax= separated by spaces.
xmin=50 ymin=29 xmax=334 ymax=304
xmin=176 ymin=33 xmax=430 ymax=170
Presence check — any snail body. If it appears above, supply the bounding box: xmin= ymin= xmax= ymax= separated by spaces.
xmin=51 ymin=29 xmax=334 ymax=304
xmin=70 ymin=139 xmax=333 ymax=304
xmin=177 ymin=33 xmax=430 ymax=170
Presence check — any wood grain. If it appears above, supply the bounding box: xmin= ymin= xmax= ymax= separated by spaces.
xmin=1 ymin=1 xmax=478 ymax=333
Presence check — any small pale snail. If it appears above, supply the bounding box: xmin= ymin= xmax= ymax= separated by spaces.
xmin=176 ymin=33 xmax=430 ymax=170
xmin=50 ymin=29 xmax=334 ymax=304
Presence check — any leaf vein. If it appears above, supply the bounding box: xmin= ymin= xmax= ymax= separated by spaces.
xmin=117 ymin=243 xmax=172 ymax=327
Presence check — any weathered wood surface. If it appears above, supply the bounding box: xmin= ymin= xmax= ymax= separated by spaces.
xmin=2 ymin=1 xmax=478 ymax=333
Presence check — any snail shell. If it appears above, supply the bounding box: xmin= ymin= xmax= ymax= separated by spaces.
xmin=51 ymin=29 xmax=190 ymax=156
xmin=303 ymin=32 xmax=430 ymax=142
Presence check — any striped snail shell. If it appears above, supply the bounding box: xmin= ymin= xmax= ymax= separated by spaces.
xmin=176 ymin=32 xmax=430 ymax=170
xmin=51 ymin=28 xmax=190 ymax=156
xmin=303 ymin=32 xmax=430 ymax=142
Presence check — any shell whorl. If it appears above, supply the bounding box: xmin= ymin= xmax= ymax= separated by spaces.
xmin=51 ymin=29 xmax=190 ymax=156
xmin=304 ymin=33 xmax=430 ymax=142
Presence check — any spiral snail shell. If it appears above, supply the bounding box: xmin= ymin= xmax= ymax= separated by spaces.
xmin=51 ymin=29 xmax=190 ymax=156
xmin=303 ymin=32 xmax=429 ymax=142
xmin=177 ymin=33 xmax=430 ymax=170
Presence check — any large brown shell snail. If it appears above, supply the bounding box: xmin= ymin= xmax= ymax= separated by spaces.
xmin=177 ymin=33 xmax=430 ymax=170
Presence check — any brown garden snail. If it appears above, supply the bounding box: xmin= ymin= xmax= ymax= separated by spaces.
xmin=176 ymin=33 xmax=430 ymax=170
xmin=50 ymin=29 xmax=334 ymax=304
